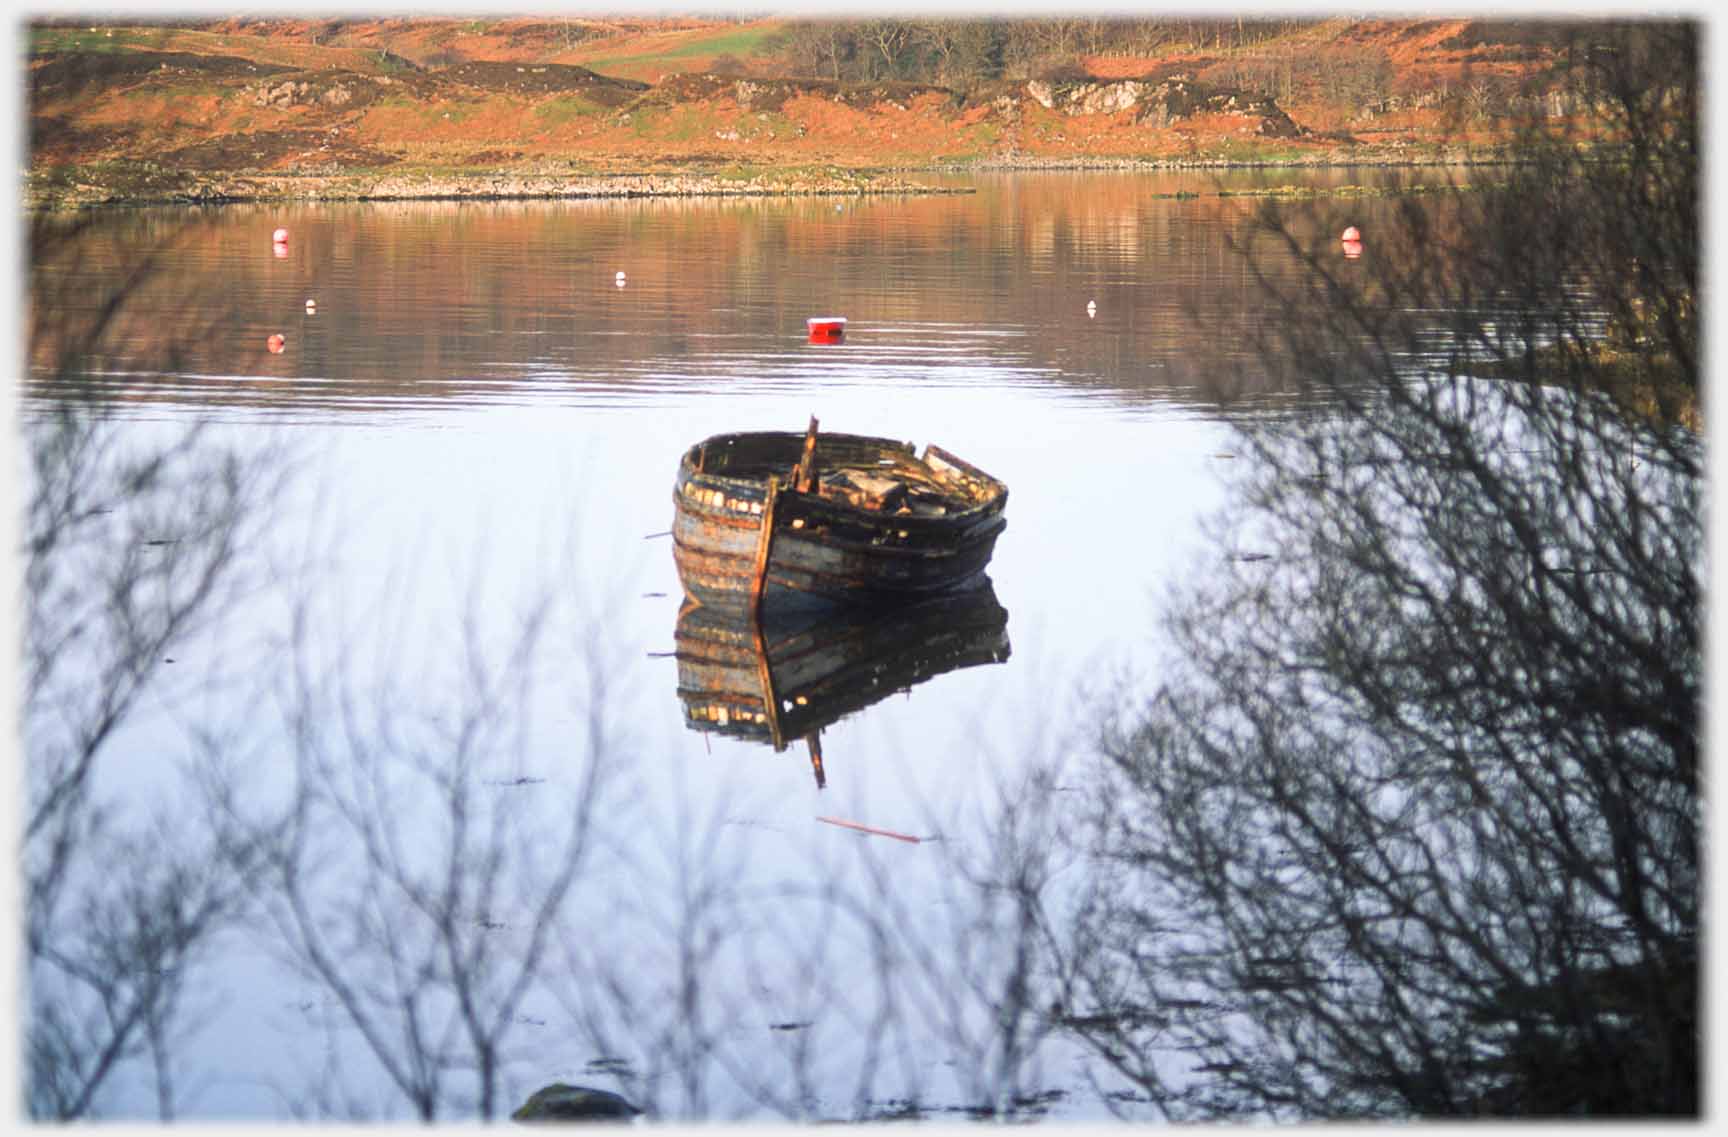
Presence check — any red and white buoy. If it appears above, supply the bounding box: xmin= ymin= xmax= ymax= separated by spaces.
xmin=807 ymin=316 xmax=846 ymax=343
xmin=272 ymin=227 xmax=290 ymax=243
xmin=266 ymin=333 xmax=287 ymax=354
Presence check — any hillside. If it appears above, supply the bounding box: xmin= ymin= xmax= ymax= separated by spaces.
xmin=26 ymin=15 xmax=1594 ymax=209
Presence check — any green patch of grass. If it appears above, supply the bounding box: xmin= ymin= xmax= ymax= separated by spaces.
xmin=1257 ymin=150 xmax=1320 ymax=166
xmin=533 ymin=95 xmax=607 ymax=126
xmin=30 ymin=25 xmax=155 ymax=54
xmin=627 ymin=104 xmax=715 ymax=143
xmin=369 ymin=50 xmax=417 ymax=75
xmin=29 ymin=156 xmax=192 ymax=198
xmin=1203 ymin=139 xmax=1318 ymax=164
xmin=581 ymin=24 xmax=778 ymax=71
xmin=370 ymin=94 xmax=478 ymax=127
xmin=158 ymin=79 xmax=230 ymax=102
xmin=733 ymin=109 xmax=794 ymax=140
xmin=371 ymin=163 xmax=476 ymax=177
xmin=658 ymin=25 xmax=778 ymax=61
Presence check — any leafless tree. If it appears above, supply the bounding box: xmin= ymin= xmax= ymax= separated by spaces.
xmin=781 ymin=20 xmax=850 ymax=83
xmin=1057 ymin=21 xmax=1698 ymax=1119
xmin=912 ymin=20 xmax=1004 ymax=89
xmin=854 ymin=19 xmax=913 ymax=82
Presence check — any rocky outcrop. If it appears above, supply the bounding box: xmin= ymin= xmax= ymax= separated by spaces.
xmin=252 ymin=76 xmax=357 ymax=108
xmin=243 ymin=69 xmax=436 ymax=111
xmin=1023 ymin=76 xmax=1305 ymax=138
xmin=642 ymin=71 xmax=1301 ymax=139
xmin=1026 ymin=76 xmax=1152 ymax=117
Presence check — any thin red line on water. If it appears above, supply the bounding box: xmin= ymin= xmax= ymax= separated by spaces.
xmin=816 ymin=816 xmax=921 ymax=844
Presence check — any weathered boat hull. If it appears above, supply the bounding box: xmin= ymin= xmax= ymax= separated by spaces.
xmin=671 ymin=430 xmax=1008 ymax=612
xmin=674 ymin=583 xmax=1011 ymax=750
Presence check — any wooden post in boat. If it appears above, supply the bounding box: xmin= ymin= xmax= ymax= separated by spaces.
xmin=750 ymin=611 xmax=786 ymax=752
xmin=749 ymin=472 xmax=784 ymax=747
xmin=750 ymin=474 xmax=780 ymax=619
xmin=793 ymin=416 xmax=820 ymax=493
xmin=807 ymin=733 xmax=825 ymax=789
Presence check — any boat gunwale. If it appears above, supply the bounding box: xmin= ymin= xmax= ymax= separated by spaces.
xmin=677 ymin=430 xmax=1008 ymax=529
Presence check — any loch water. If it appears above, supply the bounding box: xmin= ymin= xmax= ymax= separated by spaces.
xmin=25 ymin=169 xmax=1426 ymax=1121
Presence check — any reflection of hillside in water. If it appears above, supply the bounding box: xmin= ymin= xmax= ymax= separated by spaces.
xmin=673 ymin=582 xmax=1010 ymax=788
xmin=26 ymin=171 xmax=1443 ymax=416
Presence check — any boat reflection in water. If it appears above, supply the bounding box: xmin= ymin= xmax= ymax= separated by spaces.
xmin=673 ymin=582 xmax=1010 ymax=788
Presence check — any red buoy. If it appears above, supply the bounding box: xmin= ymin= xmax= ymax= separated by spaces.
xmin=807 ymin=316 xmax=846 ymax=343
xmin=272 ymin=227 xmax=290 ymax=243
xmin=1341 ymin=226 xmax=1361 ymax=242
xmin=267 ymin=333 xmax=287 ymax=354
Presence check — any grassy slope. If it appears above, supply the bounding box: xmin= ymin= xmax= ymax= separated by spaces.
xmin=26 ymin=15 xmax=1570 ymax=200
xmin=561 ymin=20 xmax=785 ymax=81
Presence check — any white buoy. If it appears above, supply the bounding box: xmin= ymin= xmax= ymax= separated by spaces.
xmin=305 ymin=298 xmax=317 ymax=312
xmin=615 ymin=270 xmax=627 ymax=288
xmin=1087 ymin=299 xmax=1098 ymax=318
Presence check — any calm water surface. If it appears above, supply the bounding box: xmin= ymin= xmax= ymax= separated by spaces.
xmin=26 ymin=170 xmax=1412 ymax=1121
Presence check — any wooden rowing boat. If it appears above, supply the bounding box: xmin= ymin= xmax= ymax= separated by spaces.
xmin=673 ymin=582 xmax=1010 ymax=786
xmin=671 ymin=418 xmax=1008 ymax=614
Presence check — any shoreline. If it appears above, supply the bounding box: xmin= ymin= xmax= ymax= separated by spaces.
xmin=26 ymin=151 xmax=1496 ymax=213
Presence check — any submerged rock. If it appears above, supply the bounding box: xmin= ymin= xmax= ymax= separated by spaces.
xmin=513 ymin=1083 xmax=642 ymax=1123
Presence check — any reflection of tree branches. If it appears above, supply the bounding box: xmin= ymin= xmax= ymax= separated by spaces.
xmin=218 ymin=572 xmax=622 ymax=1121
xmin=24 ymin=214 xmax=280 ymax=1119
xmin=851 ymin=763 xmax=1073 ymax=1120
xmin=548 ymin=774 xmax=778 ymax=1122
xmin=537 ymin=746 xmax=1090 ymax=1123
xmin=1068 ymin=22 xmax=1698 ymax=1120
